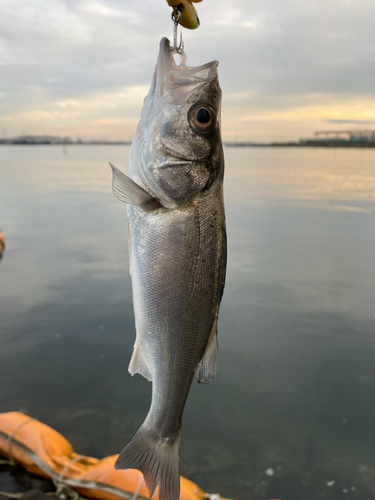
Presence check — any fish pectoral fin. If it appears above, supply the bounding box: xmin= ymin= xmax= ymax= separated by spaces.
xmin=110 ymin=163 xmax=160 ymax=210
xmin=196 ymin=316 xmax=219 ymax=384
xmin=128 ymin=343 xmax=153 ymax=382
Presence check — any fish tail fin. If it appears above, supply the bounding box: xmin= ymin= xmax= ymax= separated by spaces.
xmin=115 ymin=423 xmax=181 ymax=500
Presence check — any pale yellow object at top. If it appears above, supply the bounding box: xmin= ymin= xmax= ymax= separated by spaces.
xmin=166 ymin=0 xmax=203 ymax=29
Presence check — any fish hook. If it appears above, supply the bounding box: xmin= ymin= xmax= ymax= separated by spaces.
xmin=171 ymin=10 xmax=184 ymax=54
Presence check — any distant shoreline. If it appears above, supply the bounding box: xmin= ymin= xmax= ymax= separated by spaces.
xmin=1 ymin=141 xmax=375 ymax=148
xmin=0 ymin=141 xmax=132 ymax=146
xmin=227 ymin=142 xmax=375 ymax=148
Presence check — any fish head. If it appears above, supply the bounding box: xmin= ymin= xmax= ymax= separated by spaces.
xmin=129 ymin=38 xmax=223 ymax=208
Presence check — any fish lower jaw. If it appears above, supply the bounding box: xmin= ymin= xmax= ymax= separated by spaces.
xmin=153 ymin=154 xmax=191 ymax=168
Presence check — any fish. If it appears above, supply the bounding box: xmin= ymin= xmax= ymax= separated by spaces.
xmin=110 ymin=37 xmax=226 ymax=500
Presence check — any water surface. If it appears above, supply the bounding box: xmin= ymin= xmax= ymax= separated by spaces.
xmin=1 ymin=145 xmax=375 ymax=500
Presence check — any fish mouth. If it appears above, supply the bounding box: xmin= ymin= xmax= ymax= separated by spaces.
xmin=157 ymin=37 xmax=219 ymax=96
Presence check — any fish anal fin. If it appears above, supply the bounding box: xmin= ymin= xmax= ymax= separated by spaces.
xmin=196 ymin=315 xmax=218 ymax=384
xmin=110 ymin=162 xmax=161 ymax=211
xmin=128 ymin=343 xmax=153 ymax=382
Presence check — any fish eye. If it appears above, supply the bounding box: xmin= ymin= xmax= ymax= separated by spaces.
xmin=188 ymin=103 xmax=217 ymax=134
xmin=197 ymin=108 xmax=211 ymax=124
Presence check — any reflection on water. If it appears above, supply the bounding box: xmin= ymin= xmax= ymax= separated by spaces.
xmin=225 ymin=147 xmax=375 ymax=211
xmin=0 ymin=145 xmax=375 ymax=500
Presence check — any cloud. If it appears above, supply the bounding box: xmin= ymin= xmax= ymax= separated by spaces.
xmin=1 ymin=0 xmax=375 ymax=140
xmin=1 ymin=84 xmax=149 ymax=140
xmin=325 ymin=119 xmax=375 ymax=125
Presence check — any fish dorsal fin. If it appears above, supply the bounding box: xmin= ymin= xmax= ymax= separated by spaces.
xmin=128 ymin=342 xmax=153 ymax=382
xmin=110 ymin=163 xmax=160 ymax=210
xmin=196 ymin=315 xmax=218 ymax=384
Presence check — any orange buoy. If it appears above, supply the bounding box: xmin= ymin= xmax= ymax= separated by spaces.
xmin=0 ymin=412 xmax=231 ymax=500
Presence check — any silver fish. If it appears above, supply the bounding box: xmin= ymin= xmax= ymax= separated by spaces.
xmin=110 ymin=37 xmax=226 ymax=500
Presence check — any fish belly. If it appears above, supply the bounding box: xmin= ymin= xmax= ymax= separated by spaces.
xmin=128 ymin=192 xmax=224 ymax=435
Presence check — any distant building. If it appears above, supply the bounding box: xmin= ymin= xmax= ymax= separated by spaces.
xmin=314 ymin=130 xmax=375 ymax=141
xmin=300 ymin=129 xmax=375 ymax=147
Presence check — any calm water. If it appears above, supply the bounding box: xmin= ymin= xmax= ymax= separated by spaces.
xmin=1 ymin=145 xmax=375 ymax=500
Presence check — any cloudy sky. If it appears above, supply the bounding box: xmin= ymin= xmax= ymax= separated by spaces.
xmin=1 ymin=0 xmax=375 ymax=141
